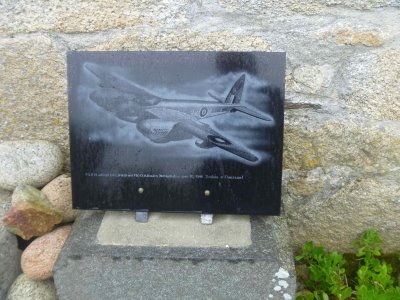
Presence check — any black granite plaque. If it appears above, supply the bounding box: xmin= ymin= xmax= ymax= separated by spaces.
xmin=68 ymin=51 xmax=285 ymax=215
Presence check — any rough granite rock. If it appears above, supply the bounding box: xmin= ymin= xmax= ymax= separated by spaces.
xmin=1 ymin=0 xmax=398 ymax=38
xmin=340 ymin=48 xmax=400 ymax=120
xmin=0 ymin=141 xmax=63 ymax=191
xmin=284 ymin=115 xmax=400 ymax=173
xmin=6 ymin=274 xmax=57 ymax=300
xmin=289 ymin=64 xmax=335 ymax=94
xmin=21 ymin=225 xmax=71 ymax=280
xmin=0 ymin=36 xmax=69 ymax=170
xmin=315 ymin=0 xmax=399 ymax=10
xmin=283 ymin=115 xmax=400 ymax=252
xmin=315 ymin=21 xmax=399 ymax=47
xmin=41 ymin=175 xmax=77 ymax=223
xmin=3 ymin=185 xmax=63 ymax=240
xmin=327 ymin=26 xmax=383 ymax=47
xmin=219 ymin=0 xmax=399 ymax=15
xmin=0 ymin=189 xmax=22 ymax=299
xmin=87 ymin=30 xmax=272 ymax=52
xmin=0 ymin=1 xmax=190 ymax=35
xmin=283 ymin=169 xmax=400 ymax=253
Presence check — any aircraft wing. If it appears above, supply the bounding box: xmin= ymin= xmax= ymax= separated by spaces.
xmin=231 ymin=106 xmax=273 ymax=122
xmin=173 ymin=120 xmax=258 ymax=162
xmin=85 ymin=63 xmax=162 ymax=105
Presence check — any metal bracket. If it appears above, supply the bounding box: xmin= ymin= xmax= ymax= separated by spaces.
xmin=135 ymin=210 xmax=149 ymax=223
xmin=200 ymin=213 xmax=213 ymax=225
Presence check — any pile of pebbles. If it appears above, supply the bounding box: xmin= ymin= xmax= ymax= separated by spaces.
xmin=0 ymin=140 xmax=77 ymax=299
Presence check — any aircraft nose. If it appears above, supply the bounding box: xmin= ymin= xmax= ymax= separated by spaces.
xmin=84 ymin=62 xmax=104 ymax=78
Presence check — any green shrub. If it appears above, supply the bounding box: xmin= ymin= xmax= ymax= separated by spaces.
xmin=295 ymin=229 xmax=400 ymax=300
xmin=353 ymin=230 xmax=400 ymax=300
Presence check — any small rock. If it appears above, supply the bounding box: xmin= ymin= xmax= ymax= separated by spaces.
xmin=21 ymin=225 xmax=71 ymax=280
xmin=41 ymin=175 xmax=77 ymax=223
xmin=0 ymin=229 xmax=21 ymax=299
xmin=0 ymin=140 xmax=63 ymax=191
xmin=6 ymin=274 xmax=57 ymax=300
xmin=1 ymin=189 xmax=22 ymax=299
xmin=3 ymin=185 xmax=63 ymax=240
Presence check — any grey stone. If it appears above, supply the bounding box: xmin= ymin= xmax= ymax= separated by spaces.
xmin=6 ymin=274 xmax=57 ymax=300
xmin=0 ymin=141 xmax=63 ymax=191
xmin=0 ymin=188 xmax=12 ymax=217
xmin=0 ymin=189 xmax=21 ymax=299
xmin=0 ymin=35 xmax=70 ymax=170
xmin=54 ymin=211 xmax=296 ymax=299
xmin=283 ymin=115 xmax=400 ymax=173
xmin=340 ymin=49 xmax=400 ymax=120
xmin=0 ymin=1 xmax=189 ymax=35
xmin=283 ymin=168 xmax=400 ymax=253
xmin=315 ymin=0 xmax=399 ymax=10
xmin=290 ymin=64 xmax=335 ymax=95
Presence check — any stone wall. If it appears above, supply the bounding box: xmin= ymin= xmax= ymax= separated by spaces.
xmin=1 ymin=0 xmax=399 ymax=252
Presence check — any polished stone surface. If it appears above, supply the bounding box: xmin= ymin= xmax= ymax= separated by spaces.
xmin=68 ymin=52 xmax=285 ymax=215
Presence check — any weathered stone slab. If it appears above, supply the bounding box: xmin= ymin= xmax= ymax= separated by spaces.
xmin=284 ymin=117 xmax=400 ymax=172
xmin=54 ymin=212 xmax=296 ymax=299
xmin=98 ymin=212 xmax=252 ymax=248
xmin=284 ymin=168 xmax=400 ymax=253
xmin=341 ymin=49 xmax=400 ymax=120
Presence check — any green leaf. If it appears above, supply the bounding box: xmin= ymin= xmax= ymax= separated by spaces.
xmin=341 ymin=287 xmax=353 ymax=299
xmin=295 ymin=255 xmax=304 ymax=262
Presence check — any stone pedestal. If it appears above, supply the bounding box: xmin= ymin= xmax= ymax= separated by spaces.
xmin=54 ymin=211 xmax=296 ymax=300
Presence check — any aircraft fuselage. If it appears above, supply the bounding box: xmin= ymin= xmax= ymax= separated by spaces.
xmin=89 ymin=89 xmax=238 ymax=121
xmin=152 ymin=99 xmax=234 ymax=120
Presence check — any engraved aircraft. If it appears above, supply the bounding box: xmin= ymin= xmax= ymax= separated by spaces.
xmin=85 ymin=63 xmax=272 ymax=162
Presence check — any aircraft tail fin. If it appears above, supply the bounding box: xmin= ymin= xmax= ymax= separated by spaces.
xmin=225 ymin=74 xmax=245 ymax=104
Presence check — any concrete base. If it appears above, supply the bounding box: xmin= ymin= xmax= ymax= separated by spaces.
xmin=54 ymin=211 xmax=296 ymax=300
xmin=98 ymin=211 xmax=252 ymax=248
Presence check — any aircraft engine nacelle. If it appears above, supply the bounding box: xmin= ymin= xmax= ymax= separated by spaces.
xmin=195 ymin=135 xmax=230 ymax=149
xmin=136 ymin=119 xmax=176 ymax=143
xmin=195 ymin=139 xmax=213 ymax=149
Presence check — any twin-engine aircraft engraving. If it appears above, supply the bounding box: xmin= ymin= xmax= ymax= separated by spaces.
xmin=85 ymin=63 xmax=273 ymax=162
